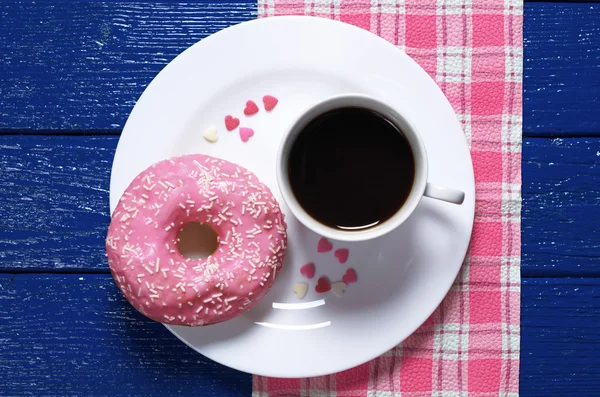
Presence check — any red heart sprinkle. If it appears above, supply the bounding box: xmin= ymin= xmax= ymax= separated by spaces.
xmin=263 ymin=95 xmax=278 ymax=111
xmin=317 ymin=237 xmax=333 ymax=253
xmin=224 ymin=115 xmax=240 ymax=131
xmin=342 ymin=268 xmax=358 ymax=284
xmin=244 ymin=100 xmax=259 ymax=116
xmin=300 ymin=263 xmax=316 ymax=279
xmin=315 ymin=276 xmax=331 ymax=293
xmin=334 ymin=249 xmax=349 ymax=264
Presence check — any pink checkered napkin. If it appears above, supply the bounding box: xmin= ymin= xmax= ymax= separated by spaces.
xmin=254 ymin=1 xmax=522 ymax=396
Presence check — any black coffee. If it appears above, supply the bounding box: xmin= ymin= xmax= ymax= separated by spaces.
xmin=288 ymin=107 xmax=415 ymax=231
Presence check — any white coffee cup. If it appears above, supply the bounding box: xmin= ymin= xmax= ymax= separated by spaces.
xmin=276 ymin=94 xmax=465 ymax=242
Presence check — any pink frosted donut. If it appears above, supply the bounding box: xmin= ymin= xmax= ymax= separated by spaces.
xmin=106 ymin=154 xmax=287 ymax=326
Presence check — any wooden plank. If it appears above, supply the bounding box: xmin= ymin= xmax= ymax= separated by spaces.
xmin=520 ymin=277 xmax=600 ymax=396
xmin=522 ymin=138 xmax=600 ymax=276
xmin=0 ymin=2 xmax=599 ymax=135
xmin=0 ymin=1 xmax=256 ymax=132
xmin=524 ymin=3 xmax=600 ymax=135
xmin=0 ymin=274 xmax=250 ymax=397
xmin=0 ymin=136 xmax=115 ymax=271
xmin=2 ymin=135 xmax=599 ymax=276
xmin=0 ymin=273 xmax=597 ymax=396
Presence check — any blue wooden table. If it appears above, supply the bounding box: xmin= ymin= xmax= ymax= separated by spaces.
xmin=1 ymin=1 xmax=599 ymax=396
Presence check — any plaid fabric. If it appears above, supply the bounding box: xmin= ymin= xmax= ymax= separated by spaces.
xmin=254 ymin=0 xmax=522 ymax=396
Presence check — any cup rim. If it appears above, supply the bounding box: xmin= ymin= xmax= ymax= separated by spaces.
xmin=276 ymin=94 xmax=428 ymax=242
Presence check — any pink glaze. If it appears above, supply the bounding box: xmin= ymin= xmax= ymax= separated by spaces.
xmin=106 ymin=154 xmax=287 ymax=326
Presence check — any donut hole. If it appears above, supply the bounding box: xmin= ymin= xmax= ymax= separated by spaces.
xmin=177 ymin=222 xmax=219 ymax=259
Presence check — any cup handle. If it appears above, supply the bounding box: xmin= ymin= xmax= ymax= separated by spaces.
xmin=424 ymin=183 xmax=465 ymax=205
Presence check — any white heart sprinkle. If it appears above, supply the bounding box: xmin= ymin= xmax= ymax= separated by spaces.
xmin=293 ymin=283 xmax=308 ymax=299
xmin=203 ymin=125 xmax=218 ymax=142
xmin=331 ymin=282 xmax=347 ymax=297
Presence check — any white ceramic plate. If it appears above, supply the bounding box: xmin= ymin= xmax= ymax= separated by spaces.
xmin=110 ymin=16 xmax=475 ymax=378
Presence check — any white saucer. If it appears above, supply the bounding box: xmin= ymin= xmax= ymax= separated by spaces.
xmin=110 ymin=16 xmax=475 ymax=378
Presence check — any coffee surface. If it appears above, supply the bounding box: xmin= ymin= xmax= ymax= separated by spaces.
xmin=288 ymin=107 xmax=415 ymax=231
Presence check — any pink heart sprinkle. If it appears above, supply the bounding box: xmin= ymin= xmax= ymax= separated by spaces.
xmin=300 ymin=263 xmax=316 ymax=279
xmin=342 ymin=268 xmax=358 ymax=284
xmin=244 ymin=100 xmax=259 ymax=116
xmin=317 ymin=237 xmax=333 ymax=253
xmin=239 ymin=127 xmax=254 ymax=142
xmin=263 ymin=95 xmax=278 ymax=111
xmin=334 ymin=249 xmax=349 ymax=264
